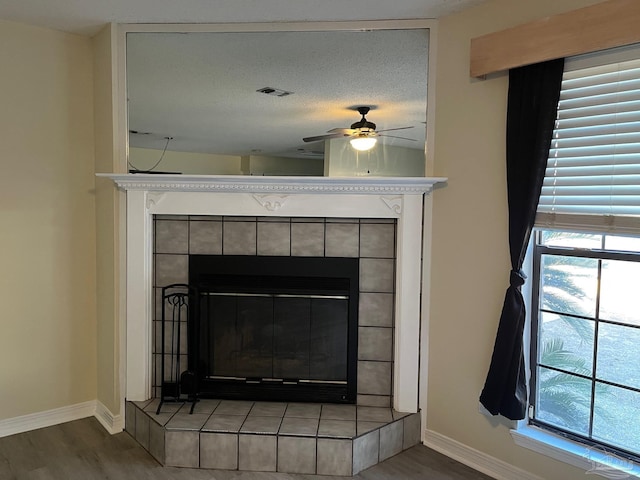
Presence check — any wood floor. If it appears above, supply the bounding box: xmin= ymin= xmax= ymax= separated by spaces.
xmin=0 ymin=417 xmax=494 ymax=479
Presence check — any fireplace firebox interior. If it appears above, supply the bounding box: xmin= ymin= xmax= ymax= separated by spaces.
xmin=188 ymin=255 xmax=359 ymax=403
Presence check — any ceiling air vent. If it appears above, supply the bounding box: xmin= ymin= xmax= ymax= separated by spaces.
xmin=257 ymin=87 xmax=293 ymax=97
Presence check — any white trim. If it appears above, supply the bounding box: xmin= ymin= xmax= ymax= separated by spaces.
xmin=120 ymin=19 xmax=437 ymax=35
xmin=512 ymin=425 xmax=640 ymax=479
xmin=418 ymin=194 xmax=433 ymax=433
xmin=125 ymin=189 xmax=153 ymax=400
xmin=94 ymin=401 xmax=125 ymax=435
xmin=423 ymin=429 xmax=544 ymax=480
xmin=117 ymin=186 xmax=128 ymax=442
xmin=0 ymin=401 xmax=125 ymax=438
xmin=0 ymin=401 xmax=96 ymax=438
xmin=98 ymin=173 xmax=446 ymax=195
xmin=393 ymin=194 xmax=424 ymax=412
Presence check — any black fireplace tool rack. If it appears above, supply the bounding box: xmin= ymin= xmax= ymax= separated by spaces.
xmin=156 ymin=283 xmax=199 ymax=414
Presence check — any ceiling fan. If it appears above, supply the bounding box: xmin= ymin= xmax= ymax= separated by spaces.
xmin=303 ymin=106 xmax=416 ymax=151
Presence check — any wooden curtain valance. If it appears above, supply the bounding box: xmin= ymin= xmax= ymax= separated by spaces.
xmin=470 ymin=0 xmax=640 ymax=78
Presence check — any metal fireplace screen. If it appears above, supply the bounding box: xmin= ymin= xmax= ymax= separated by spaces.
xmin=189 ymin=255 xmax=359 ymax=403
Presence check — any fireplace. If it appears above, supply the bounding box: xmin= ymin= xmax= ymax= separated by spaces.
xmin=103 ymin=174 xmax=446 ymax=415
xmin=188 ymin=255 xmax=359 ymax=403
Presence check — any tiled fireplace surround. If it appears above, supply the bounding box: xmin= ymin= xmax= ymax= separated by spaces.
xmin=151 ymin=215 xmax=397 ymax=403
xmin=106 ymin=174 xmax=444 ymax=475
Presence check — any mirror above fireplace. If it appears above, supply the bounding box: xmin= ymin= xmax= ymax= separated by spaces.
xmin=124 ymin=23 xmax=431 ymax=175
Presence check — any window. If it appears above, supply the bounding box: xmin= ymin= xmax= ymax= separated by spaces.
xmin=529 ymin=47 xmax=640 ymax=462
xmin=530 ymin=230 xmax=640 ymax=458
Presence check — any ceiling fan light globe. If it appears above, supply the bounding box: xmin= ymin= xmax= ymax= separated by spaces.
xmin=350 ymin=136 xmax=377 ymax=151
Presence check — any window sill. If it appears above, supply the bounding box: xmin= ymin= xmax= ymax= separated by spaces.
xmin=511 ymin=425 xmax=640 ymax=479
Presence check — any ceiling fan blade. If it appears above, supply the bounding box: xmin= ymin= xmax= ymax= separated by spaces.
xmin=327 ymin=128 xmax=357 ymax=134
xmin=375 ymin=126 xmax=415 ymax=133
xmin=303 ymin=132 xmax=349 ymax=143
xmin=378 ymin=134 xmax=417 ymax=141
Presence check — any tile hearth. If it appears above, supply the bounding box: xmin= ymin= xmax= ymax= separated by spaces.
xmin=126 ymin=399 xmax=421 ymax=475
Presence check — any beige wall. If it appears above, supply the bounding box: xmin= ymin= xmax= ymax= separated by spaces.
xmin=429 ymin=0 xmax=603 ymax=478
xmin=243 ymin=154 xmax=324 ymax=176
xmin=0 ymin=20 xmax=97 ymax=419
xmin=129 ymin=148 xmax=325 ymax=176
xmin=129 ymin=147 xmax=242 ymax=174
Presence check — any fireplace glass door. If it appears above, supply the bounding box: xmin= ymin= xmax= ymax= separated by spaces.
xmin=206 ymin=293 xmax=348 ymax=381
xmin=190 ymin=255 xmax=358 ymax=403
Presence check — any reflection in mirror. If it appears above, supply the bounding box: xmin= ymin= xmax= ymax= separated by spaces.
xmin=126 ymin=28 xmax=429 ymax=176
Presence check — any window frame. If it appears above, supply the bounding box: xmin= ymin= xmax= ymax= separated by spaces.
xmin=529 ymin=229 xmax=640 ymax=462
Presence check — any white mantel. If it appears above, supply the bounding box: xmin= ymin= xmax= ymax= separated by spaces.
xmin=102 ymin=174 xmax=446 ymax=413
xmin=103 ymin=174 xmax=444 ymax=195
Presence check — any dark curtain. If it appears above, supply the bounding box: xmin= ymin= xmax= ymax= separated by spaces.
xmin=479 ymin=58 xmax=565 ymax=420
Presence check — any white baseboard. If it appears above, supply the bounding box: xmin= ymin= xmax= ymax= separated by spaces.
xmin=0 ymin=400 xmax=97 ymax=438
xmin=0 ymin=400 xmax=124 ymax=438
xmin=95 ymin=400 xmax=124 ymax=434
xmin=423 ymin=429 xmax=543 ymax=480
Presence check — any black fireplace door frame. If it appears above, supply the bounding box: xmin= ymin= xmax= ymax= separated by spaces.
xmin=189 ymin=255 xmax=359 ymax=404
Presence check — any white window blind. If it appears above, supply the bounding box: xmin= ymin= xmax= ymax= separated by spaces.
xmin=536 ymin=55 xmax=640 ymax=234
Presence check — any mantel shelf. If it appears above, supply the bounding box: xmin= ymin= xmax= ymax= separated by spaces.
xmin=97 ymin=173 xmax=447 ymax=195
